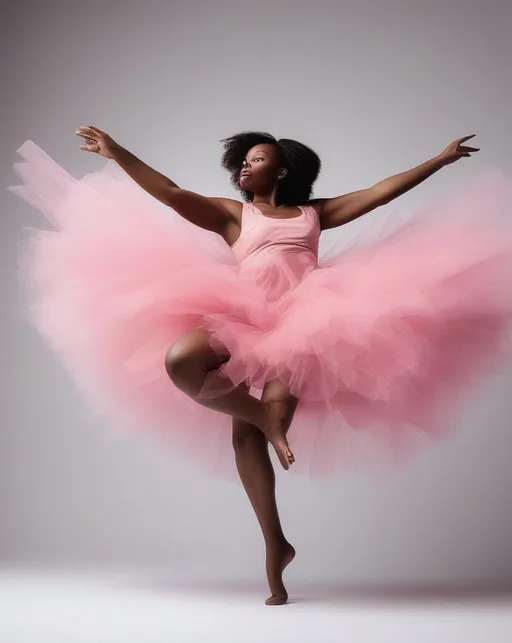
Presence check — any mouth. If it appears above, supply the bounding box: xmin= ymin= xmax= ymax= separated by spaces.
xmin=240 ymin=171 xmax=251 ymax=178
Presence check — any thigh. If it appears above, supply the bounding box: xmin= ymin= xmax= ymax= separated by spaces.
xmin=165 ymin=328 xmax=229 ymax=373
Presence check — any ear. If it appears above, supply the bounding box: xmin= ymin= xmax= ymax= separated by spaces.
xmin=278 ymin=168 xmax=288 ymax=180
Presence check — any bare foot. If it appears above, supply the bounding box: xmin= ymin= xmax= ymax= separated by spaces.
xmin=265 ymin=540 xmax=296 ymax=606
xmin=259 ymin=401 xmax=295 ymax=470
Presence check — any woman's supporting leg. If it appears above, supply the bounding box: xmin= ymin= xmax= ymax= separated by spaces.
xmin=165 ymin=329 xmax=295 ymax=469
xmin=232 ymin=379 xmax=298 ymax=606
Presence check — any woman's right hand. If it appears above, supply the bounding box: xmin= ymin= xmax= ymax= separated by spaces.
xmin=76 ymin=126 xmax=119 ymax=159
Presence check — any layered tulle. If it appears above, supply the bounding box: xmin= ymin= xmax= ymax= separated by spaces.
xmin=8 ymin=140 xmax=512 ymax=479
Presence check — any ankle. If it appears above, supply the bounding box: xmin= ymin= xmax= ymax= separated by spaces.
xmin=264 ymin=534 xmax=287 ymax=549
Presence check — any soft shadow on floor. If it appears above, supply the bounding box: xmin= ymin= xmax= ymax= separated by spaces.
xmin=130 ymin=576 xmax=512 ymax=606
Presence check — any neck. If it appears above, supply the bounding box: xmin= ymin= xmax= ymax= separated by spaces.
xmin=251 ymin=184 xmax=281 ymax=208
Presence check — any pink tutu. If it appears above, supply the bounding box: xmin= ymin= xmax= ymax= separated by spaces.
xmin=8 ymin=140 xmax=512 ymax=479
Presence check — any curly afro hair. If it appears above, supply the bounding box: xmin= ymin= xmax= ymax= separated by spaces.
xmin=220 ymin=131 xmax=321 ymax=206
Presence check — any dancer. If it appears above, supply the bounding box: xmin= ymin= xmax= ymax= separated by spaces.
xmin=8 ymin=129 xmax=512 ymax=605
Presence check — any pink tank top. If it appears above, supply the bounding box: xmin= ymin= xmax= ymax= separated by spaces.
xmin=230 ymin=202 xmax=320 ymax=301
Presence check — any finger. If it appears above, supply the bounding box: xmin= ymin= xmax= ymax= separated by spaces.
xmin=76 ymin=132 xmax=95 ymax=141
xmin=459 ymin=146 xmax=480 ymax=152
xmin=79 ymin=144 xmax=100 ymax=152
xmin=458 ymin=134 xmax=476 ymax=143
xmin=76 ymin=129 xmax=96 ymax=139
xmin=77 ymin=126 xmax=103 ymax=138
xmin=88 ymin=125 xmax=104 ymax=135
xmin=77 ymin=137 xmax=96 ymax=147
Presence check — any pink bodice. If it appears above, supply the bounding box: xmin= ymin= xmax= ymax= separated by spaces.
xmin=230 ymin=202 xmax=320 ymax=301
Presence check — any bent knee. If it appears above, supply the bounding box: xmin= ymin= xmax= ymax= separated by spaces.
xmin=165 ymin=329 xmax=227 ymax=382
xmin=165 ymin=346 xmax=188 ymax=382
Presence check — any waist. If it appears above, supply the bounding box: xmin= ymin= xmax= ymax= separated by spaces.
xmin=238 ymin=242 xmax=317 ymax=264
xmin=238 ymin=249 xmax=317 ymax=299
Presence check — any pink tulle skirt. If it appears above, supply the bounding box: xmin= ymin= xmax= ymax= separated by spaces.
xmin=8 ymin=141 xmax=512 ymax=479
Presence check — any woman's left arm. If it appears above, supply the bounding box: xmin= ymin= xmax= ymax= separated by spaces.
xmin=315 ymin=135 xmax=479 ymax=231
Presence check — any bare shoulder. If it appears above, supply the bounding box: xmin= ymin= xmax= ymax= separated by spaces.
xmin=209 ymin=197 xmax=244 ymax=225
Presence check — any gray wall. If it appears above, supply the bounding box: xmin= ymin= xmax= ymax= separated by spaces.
xmin=2 ymin=0 xmax=512 ymax=585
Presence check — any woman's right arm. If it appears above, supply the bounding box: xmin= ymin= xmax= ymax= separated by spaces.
xmin=76 ymin=126 xmax=240 ymax=236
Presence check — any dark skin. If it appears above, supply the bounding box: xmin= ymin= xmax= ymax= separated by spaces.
xmin=76 ymin=126 xmax=479 ymax=605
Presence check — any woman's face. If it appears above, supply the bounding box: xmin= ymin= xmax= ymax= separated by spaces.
xmin=239 ymin=143 xmax=283 ymax=194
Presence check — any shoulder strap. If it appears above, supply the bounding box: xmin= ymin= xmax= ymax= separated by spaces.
xmin=305 ymin=202 xmax=321 ymax=231
xmin=243 ymin=201 xmax=259 ymax=220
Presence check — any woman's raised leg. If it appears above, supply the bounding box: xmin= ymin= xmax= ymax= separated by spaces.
xmin=165 ymin=329 xmax=295 ymax=469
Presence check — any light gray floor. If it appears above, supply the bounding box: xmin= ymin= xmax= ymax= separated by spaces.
xmin=1 ymin=568 xmax=511 ymax=643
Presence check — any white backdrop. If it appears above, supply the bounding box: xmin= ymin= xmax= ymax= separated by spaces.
xmin=2 ymin=0 xmax=512 ymax=586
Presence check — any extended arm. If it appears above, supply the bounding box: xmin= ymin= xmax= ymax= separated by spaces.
xmin=76 ymin=126 xmax=238 ymax=235
xmin=315 ymin=135 xmax=479 ymax=231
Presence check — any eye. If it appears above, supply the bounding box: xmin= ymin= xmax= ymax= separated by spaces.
xmin=242 ymin=156 xmax=264 ymax=168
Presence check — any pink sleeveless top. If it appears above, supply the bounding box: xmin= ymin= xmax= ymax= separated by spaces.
xmin=230 ymin=202 xmax=320 ymax=301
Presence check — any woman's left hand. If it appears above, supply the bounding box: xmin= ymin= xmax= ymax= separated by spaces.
xmin=438 ymin=135 xmax=480 ymax=166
